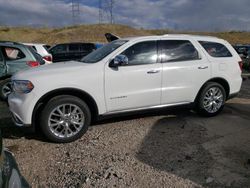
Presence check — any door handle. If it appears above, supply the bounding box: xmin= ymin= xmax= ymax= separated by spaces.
xmin=147 ymin=70 xmax=160 ymax=74
xmin=198 ymin=66 xmax=208 ymax=69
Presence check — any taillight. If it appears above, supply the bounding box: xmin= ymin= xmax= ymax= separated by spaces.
xmin=238 ymin=61 xmax=243 ymax=71
xmin=43 ymin=55 xmax=52 ymax=62
xmin=27 ymin=61 xmax=40 ymax=67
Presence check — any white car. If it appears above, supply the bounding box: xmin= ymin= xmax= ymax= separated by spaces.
xmin=23 ymin=43 xmax=52 ymax=64
xmin=9 ymin=34 xmax=242 ymax=143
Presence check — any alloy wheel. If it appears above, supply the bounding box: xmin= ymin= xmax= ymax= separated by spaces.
xmin=203 ymin=86 xmax=224 ymax=113
xmin=48 ymin=103 xmax=85 ymax=138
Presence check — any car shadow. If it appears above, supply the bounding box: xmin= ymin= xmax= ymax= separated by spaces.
xmin=0 ymin=116 xmax=47 ymax=142
xmin=136 ymin=100 xmax=250 ymax=187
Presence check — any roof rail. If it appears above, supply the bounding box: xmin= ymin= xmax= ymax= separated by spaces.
xmin=162 ymin=34 xmax=218 ymax=39
xmin=0 ymin=41 xmax=23 ymax=45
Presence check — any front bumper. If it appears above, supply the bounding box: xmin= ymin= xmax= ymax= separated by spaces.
xmin=8 ymin=92 xmax=36 ymax=127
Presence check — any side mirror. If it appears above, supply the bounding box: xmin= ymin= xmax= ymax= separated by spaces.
xmin=109 ymin=55 xmax=129 ymax=68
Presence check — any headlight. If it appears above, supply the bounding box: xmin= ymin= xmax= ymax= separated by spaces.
xmin=12 ymin=80 xmax=34 ymax=93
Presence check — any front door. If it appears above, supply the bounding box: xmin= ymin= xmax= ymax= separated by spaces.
xmin=105 ymin=41 xmax=162 ymax=112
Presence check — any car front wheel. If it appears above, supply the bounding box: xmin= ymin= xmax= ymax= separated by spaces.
xmin=196 ymin=82 xmax=226 ymax=117
xmin=40 ymin=95 xmax=91 ymax=143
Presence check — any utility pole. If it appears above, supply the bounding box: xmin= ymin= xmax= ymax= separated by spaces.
xmin=110 ymin=0 xmax=114 ymax=24
xmin=99 ymin=0 xmax=103 ymax=24
xmin=99 ymin=0 xmax=115 ymax=24
xmin=71 ymin=0 xmax=80 ymax=25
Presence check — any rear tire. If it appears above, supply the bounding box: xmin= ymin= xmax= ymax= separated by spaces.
xmin=40 ymin=95 xmax=91 ymax=143
xmin=0 ymin=78 xmax=12 ymax=101
xmin=196 ymin=82 xmax=226 ymax=117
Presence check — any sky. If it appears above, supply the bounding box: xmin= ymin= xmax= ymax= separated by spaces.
xmin=0 ymin=0 xmax=250 ymax=31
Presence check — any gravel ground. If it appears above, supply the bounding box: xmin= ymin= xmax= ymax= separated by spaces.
xmin=0 ymin=78 xmax=250 ymax=188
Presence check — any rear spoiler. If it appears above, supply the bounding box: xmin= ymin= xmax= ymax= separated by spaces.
xmin=105 ymin=33 xmax=120 ymax=42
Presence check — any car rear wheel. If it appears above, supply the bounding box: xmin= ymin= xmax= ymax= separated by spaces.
xmin=40 ymin=95 xmax=91 ymax=143
xmin=196 ymin=82 xmax=226 ymax=117
xmin=0 ymin=78 xmax=12 ymax=101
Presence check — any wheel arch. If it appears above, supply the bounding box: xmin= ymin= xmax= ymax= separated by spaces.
xmin=32 ymin=88 xmax=99 ymax=126
xmin=195 ymin=77 xmax=230 ymax=103
xmin=0 ymin=75 xmax=11 ymax=81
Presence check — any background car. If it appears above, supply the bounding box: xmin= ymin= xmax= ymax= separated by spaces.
xmin=48 ymin=42 xmax=96 ymax=62
xmin=23 ymin=43 xmax=53 ymax=64
xmin=0 ymin=130 xmax=29 ymax=187
xmin=233 ymin=44 xmax=250 ymax=71
xmin=0 ymin=41 xmax=45 ymax=100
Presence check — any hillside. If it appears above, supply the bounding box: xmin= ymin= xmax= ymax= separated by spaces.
xmin=0 ymin=24 xmax=250 ymax=45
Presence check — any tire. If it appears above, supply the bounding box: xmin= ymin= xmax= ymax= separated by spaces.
xmin=0 ymin=78 xmax=12 ymax=101
xmin=196 ymin=82 xmax=226 ymax=117
xmin=40 ymin=95 xmax=91 ymax=143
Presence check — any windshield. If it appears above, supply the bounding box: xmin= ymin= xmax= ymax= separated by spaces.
xmin=81 ymin=40 xmax=128 ymax=63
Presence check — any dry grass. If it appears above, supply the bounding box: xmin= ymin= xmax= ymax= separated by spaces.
xmin=0 ymin=24 xmax=250 ymax=45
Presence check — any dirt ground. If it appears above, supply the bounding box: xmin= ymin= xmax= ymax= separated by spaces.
xmin=0 ymin=78 xmax=250 ymax=188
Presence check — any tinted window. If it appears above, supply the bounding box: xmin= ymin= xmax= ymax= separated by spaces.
xmin=80 ymin=44 xmax=95 ymax=51
xmin=121 ymin=41 xmax=157 ymax=65
xmin=51 ymin=44 xmax=67 ymax=53
xmin=199 ymin=41 xmax=232 ymax=57
xmin=81 ymin=40 xmax=127 ymax=63
xmin=3 ymin=47 xmax=26 ymax=60
xmin=160 ymin=40 xmax=199 ymax=62
xmin=31 ymin=46 xmax=37 ymax=51
xmin=69 ymin=44 xmax=79 ymax=52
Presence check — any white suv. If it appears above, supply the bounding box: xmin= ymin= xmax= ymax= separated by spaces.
xmin=8 ymin=34 xmax=242 ymax=143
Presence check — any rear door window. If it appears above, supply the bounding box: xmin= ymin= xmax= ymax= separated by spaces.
xmin=51 ymin=44 xmax=67 ymax=53
xmin=199 ymin=41 xmax=232 ymax=57
xmin=160 ymin=40 xmax=200 ymax=62
xmin=69 ymin=44 xmax=80 ymax=52
xmin=80 ymin=44 xmax=95 ymax=52
xmin=2 ymin=47 xmax=26 ymax=60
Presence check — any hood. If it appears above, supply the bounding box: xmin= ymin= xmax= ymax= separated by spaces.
xmin=12 ymin=61 xmax=91 ymax=80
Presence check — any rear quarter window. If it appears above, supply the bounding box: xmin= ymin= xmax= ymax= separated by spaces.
xmin=199 ymin=41 xmax=232 ymax=57
xmin=2 ymin=46 xmax=26 ymax=60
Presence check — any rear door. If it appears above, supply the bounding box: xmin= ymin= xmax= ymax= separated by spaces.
xmin=68 ymin=44 xmax=80 ymax=60
xmin=160 ymin=39 xmax=211 ymax=104
xmin=0 ymin=48 xmax=7 ymax=77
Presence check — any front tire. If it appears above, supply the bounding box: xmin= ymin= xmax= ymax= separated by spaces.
xmin=196 ymin=82 xmax=226 ymax=117
xmin=40 ymin=95 xmax=91 ymax=143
